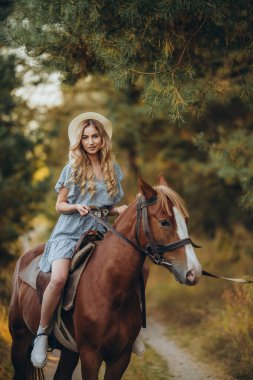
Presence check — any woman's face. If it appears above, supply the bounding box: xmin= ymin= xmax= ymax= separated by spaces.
xmin=81 ymin=124 xmax=103 ymax=156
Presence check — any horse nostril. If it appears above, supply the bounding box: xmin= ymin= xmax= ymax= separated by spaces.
xmin=186 ymin=269 xmax=195 ymax=283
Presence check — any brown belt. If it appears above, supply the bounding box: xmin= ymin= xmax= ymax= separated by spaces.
xmin=89 ymin=206 xmax=110 ymax=218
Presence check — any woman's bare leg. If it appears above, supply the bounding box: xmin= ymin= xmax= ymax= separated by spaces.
xmin=31 ymin=259 xmax=70 ymax=368
xmin=40 ymin=259 xmax=70 ymax=326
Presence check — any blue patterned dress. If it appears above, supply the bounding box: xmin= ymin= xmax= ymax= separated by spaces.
xmin=39 ymin=162 xmax=124 ymax=272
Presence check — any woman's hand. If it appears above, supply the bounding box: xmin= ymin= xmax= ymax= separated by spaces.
xmin=75 ymin=204 xmax=90 ymax=216
xmin=116 ymin=205 xmax=128 ymax=216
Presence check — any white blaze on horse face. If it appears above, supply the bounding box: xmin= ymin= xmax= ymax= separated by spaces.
xmin=173 ymin=207 xmax=202 ymax=283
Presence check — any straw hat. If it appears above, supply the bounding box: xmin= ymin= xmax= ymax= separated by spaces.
xmin=68 ymin=112 xmax=113 ymax=146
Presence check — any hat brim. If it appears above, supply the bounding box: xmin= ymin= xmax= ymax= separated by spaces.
xmin=68 ymin=112 xmax=112 ymax=146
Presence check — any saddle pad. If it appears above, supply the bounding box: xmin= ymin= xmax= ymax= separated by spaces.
xmin=18 ymin=255 xmax=41 ymax=289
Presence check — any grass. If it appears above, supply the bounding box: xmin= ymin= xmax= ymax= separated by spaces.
xmin=0 ymin=264 xmax=14 ymax=380
xmin=147 ymin=225 xmax=253 ymax=380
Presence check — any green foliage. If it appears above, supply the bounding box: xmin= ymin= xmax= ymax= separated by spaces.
xmin=7 ymin=0 xmax=253 ymax=122
xmin=105 ymin=82 xmax=253 ymax=230
xmin=192 ymin=100 xmax=253 ymax=212
xmin=197 ymin=129 xmax=253 ymax=210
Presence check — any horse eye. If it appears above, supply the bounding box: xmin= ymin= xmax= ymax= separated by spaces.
xmin=160 ymin=220 xmax=171 ymax=227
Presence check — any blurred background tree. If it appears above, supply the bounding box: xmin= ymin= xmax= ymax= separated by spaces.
xmin=8 ymin=0 xmax=253 ymax=120
xmin=0 ymin=0 xmax=51 ymax=261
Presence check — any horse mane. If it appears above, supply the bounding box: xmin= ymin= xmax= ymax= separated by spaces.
xmin=154 ymin=185 xmax=189 ymax=219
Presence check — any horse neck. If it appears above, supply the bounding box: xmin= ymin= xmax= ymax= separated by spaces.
xmin=95 ymin=201 xmax=145 ymax=291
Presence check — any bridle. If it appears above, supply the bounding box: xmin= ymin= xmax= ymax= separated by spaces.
xmin=135 ymin=195 xmax=200 ymax=268
xmin=89 ymin=194 xmax=253 ymax=284
xmin=89 ymin=194 xmax=200 ymax=268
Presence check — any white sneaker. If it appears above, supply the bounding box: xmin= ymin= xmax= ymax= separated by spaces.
xmin=31 ymin=326 xmax=48 ymax=368
xmin=132 ymin=333 xmax=145 ymax=356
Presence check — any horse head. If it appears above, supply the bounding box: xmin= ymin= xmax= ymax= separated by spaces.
xmin=137 ymin=174 xmax=202 ymax=285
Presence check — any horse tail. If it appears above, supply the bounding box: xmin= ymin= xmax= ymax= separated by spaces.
xmin=26 ymin=350 xmax=45 ymax=380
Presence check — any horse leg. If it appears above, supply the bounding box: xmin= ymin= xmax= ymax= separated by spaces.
xmin=79 ymin=347 xmax=102 ymax=380
xmin=104 ymin=350 xmax=132 ymax=380
xmin=53 ymin=350 xmax=79 ymax=380
xmin=10 ymin=321 xmax=34 ymax=380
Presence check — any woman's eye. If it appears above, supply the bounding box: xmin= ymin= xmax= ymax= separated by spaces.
xmin=160 ymin=220 xmax=171 ymax=227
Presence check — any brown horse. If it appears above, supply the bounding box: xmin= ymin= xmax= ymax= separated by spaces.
xmin=9 ymin=174 xmax=202 ymax=380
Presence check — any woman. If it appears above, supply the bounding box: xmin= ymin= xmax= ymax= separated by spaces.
xmin=31 ymin=112 xmax=143 ymax=368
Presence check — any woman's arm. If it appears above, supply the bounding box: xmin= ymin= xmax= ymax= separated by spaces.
xmin=56 ymin=187 xmax=90 ymax=216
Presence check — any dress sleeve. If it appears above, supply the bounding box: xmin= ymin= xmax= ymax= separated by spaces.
xmin=113 ymin=162 xmax=124 ymax=204
xmin=55 ymin=163 xmax=72 ymax=193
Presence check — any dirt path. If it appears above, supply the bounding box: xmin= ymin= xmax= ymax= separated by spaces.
xmin=142 ymin=318 xmax=234 ymax=380
xmin=44 ymin=318 xmax=234 ymax=380
xmin=44 ymin=351 xmax=81 ymax=380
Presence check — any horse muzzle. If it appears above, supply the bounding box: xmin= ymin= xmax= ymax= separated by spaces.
xmin=185 ymin=268 xmax=202 ymax=285
xmin=172 ymin=263 xmax=202 ymax=286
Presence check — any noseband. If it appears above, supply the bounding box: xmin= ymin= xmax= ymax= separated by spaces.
xmin=89 ymin=194 xmax=200 ymax=269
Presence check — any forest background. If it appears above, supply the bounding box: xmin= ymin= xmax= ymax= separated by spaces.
xmin=1 ymin=1 xmax=253 ymax=379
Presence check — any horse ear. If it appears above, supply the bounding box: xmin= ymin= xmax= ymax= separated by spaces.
xmin=138 ymin=174 xmax=157 ymax=199
xmin=157 ymin=173 xmax=170 ymax=187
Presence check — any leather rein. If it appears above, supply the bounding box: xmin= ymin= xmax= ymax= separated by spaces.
xmin=89 ymin=195 xmax=253 ymax=284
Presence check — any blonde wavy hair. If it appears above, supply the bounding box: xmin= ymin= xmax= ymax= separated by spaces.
xmin=69 ymin=119 xmax=118 ymax=199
